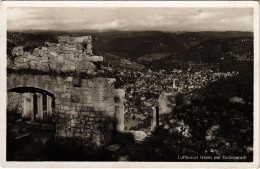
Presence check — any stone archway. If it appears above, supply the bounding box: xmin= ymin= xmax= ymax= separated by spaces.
xmin=8 ymin=87 xmax=55 ymax=123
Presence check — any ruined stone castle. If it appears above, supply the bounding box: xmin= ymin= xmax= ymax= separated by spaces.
xmin=7 ymin=36 xmax=125 ymax=148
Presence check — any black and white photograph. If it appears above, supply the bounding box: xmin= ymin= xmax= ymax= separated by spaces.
xmin=1 ymin=1 xmax=259 ymax=168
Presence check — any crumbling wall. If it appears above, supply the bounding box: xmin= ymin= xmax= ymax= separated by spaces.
xmin=7 ymin=36 xmax=126 ymax=149
xmin=158 ymin=91 xmax=177 ymax=115
xmin=55 ymin=77 xmax=117 ymax=148
xmin=7 ymin=73 xmax=116 ymax=147
xmin=8 ymin=36 xmax=102 ymax=75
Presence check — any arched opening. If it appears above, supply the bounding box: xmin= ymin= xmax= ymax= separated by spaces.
xmin=7 ymin=87 xmax=56 ymax=160
xmin=7 ymin=87 xmax=55 ymax=123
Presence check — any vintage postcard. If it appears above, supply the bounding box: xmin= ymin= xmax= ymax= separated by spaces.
xmin=0 ymin=1 xmax=259 ymax=168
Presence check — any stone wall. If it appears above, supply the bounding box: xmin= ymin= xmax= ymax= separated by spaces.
xmin=8 ymin=36 xmax=102 ymax=76
xmin=7 ymin=36 xmax=126 ymax=149
xmin=158 ymin=91 xmax=177 ymax=115
xmin=7 ymin=73 xmax=116 ymax=148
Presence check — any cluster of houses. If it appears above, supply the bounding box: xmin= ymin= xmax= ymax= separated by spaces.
xmin=112 ymin=65 xmax=239 ymax=131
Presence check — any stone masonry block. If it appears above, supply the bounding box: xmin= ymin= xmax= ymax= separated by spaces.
xmin=86 ymin=122 xmax=94 ymax=125
xmin=61 ymin=93 xmax=71 ymax=100
xmin=67 ymin=77 xmax=73 ymax=82
xmin=83 ymin=129 xmax=92 ymax=134
xmin=74 ymin=133 xmax=84 ymax=139
xmin=83 ymin=56 xmax=103 ymax=62
xmin=71 ymin=94 xmax=81 ymax=103
xmin=12 ymin=46 xmax=24 ymax=57
xmin=76 ymin=124 xmax=84 ymax=128
xmin=71 ymin=127 xmax=81 ymax=133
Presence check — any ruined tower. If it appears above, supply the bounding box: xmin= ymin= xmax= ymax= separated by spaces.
xmin=7 ymin=36 xmax=125 ymax=149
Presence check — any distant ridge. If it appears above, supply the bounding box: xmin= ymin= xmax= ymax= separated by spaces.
xmin=7 ymin=30 xmax=253 ymax=70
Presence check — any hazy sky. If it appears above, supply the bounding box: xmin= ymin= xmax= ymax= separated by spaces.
xmin=7 ymin=7 xmax=253 ymax=32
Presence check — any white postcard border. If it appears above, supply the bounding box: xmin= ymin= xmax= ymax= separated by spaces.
xmin=0 ymin=1 xmax=259 ymax=168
